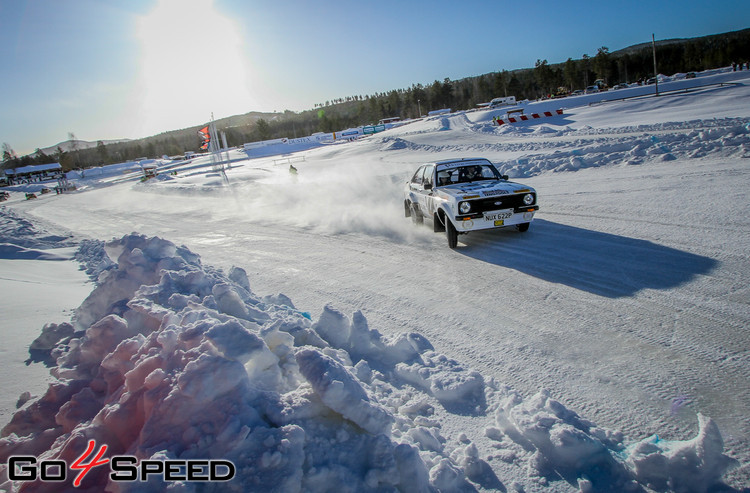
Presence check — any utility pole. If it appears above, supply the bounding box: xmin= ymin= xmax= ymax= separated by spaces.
xmin=652 ymin=33 xmax=659 ymax=96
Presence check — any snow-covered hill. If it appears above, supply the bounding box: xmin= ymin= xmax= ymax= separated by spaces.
xmin=1 ymin=68 xmax=749 ymax=492
xmin=42 ymin=138 xmax=130 ymax=157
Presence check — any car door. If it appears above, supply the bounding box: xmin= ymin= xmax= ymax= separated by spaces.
xmin=409 ymin=165 xmax=435 ymax=217
xmin=408 ymin=165 xmax=425 ymax=209
xmin=415 ymin=165 xmax=435 ymax=217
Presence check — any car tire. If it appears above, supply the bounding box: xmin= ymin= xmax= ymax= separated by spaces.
xmin=446 ymin=220 xmax=458 ymax=248
xmin=411 ymin=203 xmax=423 ymax=225
xmin=404 ymin=201 xmax=411 ymax=218
xmin=517 ymin=223 xmax=530 ymax=232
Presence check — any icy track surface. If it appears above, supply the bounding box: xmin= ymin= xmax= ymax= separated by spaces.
xmin=1 ymin=70 xmax=750 ymax=491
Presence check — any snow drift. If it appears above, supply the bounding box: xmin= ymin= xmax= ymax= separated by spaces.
xmin=0 ymin=233 xmax=738 ymax=492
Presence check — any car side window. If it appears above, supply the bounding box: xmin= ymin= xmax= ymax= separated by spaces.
xmin=422 ymin=165 xmax=434 ymax=188
xmin=411 ymin=166 xmax=424 ymax=185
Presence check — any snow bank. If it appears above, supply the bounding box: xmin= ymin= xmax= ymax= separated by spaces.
xmin=0 ymin=244 xmax=69 ymax=261
xmin=487 ymin=390 xmax=738 ymax=491
xmin=0 ymin=207 xmax=75 ymax=249
xmin=0 ymin=234 xmax=739 ymax=492
xmin=625 ymin=414 xmax=738 ymax=492
xmin=376 ymin=117 xmax=750 ymax=179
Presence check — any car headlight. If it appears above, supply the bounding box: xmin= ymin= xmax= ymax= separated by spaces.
xmin=459 ymin=201 xmax=471 ymax=214
xmin=523 ymin=193 xmax=534 ymax=205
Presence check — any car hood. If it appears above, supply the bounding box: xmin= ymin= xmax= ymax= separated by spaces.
xmin=437 ymin=180 xmax=534 ymax=199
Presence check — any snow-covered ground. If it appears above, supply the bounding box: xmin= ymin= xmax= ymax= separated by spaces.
xmin=1 ymin=68 xmax=749 ymax=492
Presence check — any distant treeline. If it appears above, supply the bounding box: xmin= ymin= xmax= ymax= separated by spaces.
xmin=4 ymin=28 xmax=749 ymax=172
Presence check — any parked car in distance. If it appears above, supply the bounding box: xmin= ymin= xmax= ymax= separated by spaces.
xmin=646 ymin=77 xmax=657 ymax=85
xmin=404 ymin=158 xmax=538 ymax=248
xmin=612 ymin=83 xmax=629 ymax=90
xmin=570 ymin=90 xmax=584 ymax=96
xmin=489 ymin=96 xmax=517 ymax=108
xmin=686 ymin=72 xmax=696 ymax=79
xmin=584 ymin=85 xmax=599 ymax=94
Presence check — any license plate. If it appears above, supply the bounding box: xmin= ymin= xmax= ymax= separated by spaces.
xmin=484 ymin=209 xmax=513 ymax=222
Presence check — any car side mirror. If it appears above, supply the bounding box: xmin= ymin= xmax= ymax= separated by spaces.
xmin=502 ymin=174 xmax=509 ymax=180
xmin=424 ymin=183 xmax=433 ymax=190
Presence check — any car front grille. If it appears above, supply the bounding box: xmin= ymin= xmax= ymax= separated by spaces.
xmin=465 ymin=193 xmax=535 ymax=213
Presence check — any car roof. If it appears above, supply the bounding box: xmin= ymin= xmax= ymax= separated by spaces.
xmin=432 ymin=158 xmax=496 ymax=172
xmin=433 ymin=157 xmax=491 ymax=166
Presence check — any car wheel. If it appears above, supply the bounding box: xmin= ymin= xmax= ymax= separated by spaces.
xmin=446 ymin=220 xmax=458 ymax=248
xmin=411 ymin=203 xmax=423 ymax=225
xmin=517 ymin=223 xmax=530 ymax=232
xmin=404 ymin=201 xmax=411 ymax=218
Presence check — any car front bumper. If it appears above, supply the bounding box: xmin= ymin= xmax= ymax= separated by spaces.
xmin=452 ymin=207 xmax=538 ymax=232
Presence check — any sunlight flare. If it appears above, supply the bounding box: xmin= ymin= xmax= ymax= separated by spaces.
xmin=135 ymin=0 xmax=255 ymax=134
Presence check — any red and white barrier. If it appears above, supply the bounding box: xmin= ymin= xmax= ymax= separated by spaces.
xmin=494 ymin=109 xmax=563 ymax=125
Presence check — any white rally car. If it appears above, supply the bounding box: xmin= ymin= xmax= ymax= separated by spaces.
xmin=404 ymin=158 xmax=538 ymax=248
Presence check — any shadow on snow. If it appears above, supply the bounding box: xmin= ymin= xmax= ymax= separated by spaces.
xmin=457 ymin=219 xmax=718 ymax=298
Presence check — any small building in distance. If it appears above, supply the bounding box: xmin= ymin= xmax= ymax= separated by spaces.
xmin=2 ymin=163 xmax=62 ymax=185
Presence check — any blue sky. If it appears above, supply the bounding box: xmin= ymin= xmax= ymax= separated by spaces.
xmin=1 ymin=0 xmax=748 ymax=155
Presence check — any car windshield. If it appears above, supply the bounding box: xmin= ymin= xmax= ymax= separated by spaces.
xmin=436 ymin=164 xmax=500 ymax=186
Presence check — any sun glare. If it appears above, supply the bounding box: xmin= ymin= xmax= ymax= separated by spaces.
xmin=135 ymin=0 xmax=256 ymax=135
